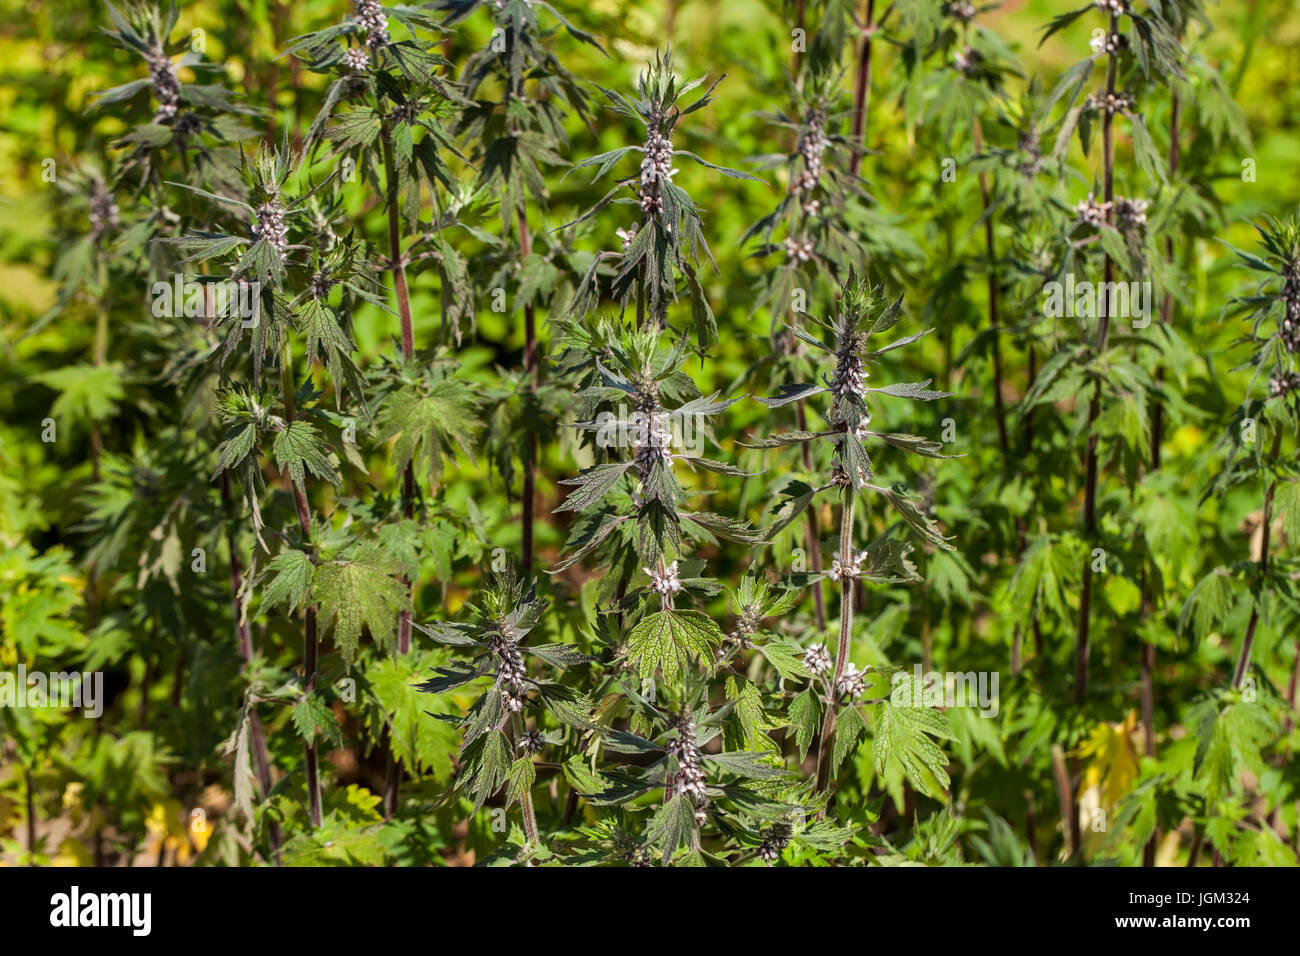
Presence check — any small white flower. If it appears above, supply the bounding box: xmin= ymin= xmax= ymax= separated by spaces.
xmin=803 ymin=645 xmax=832 ymax=676
xmin=646 ymin=561 xmax=682 ymax=597
xmin=783 ymin=235 xmax=815 ymax=262
xmin=1115 ymin=196 xmax=1148 ymax=231
xmin=830 ymin=549 xmax=869 ymax=581
xmin=836 ymin=663 xmax=866 ymax=700
xmin=343 ymin=47 xmax=370 ymax=72
xmin=354 ymin=0 xmax=389 ymax=46
xmin=1073 ymin=193 xmax=1112 ymax=229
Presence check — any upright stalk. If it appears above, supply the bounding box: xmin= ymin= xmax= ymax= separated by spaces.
xmin=972 ymin=118 xmax=1008 ymax=456
xmin=280 ymin=337 xmax=322 ymax=829
xmin=1051 ymin=743 xmax=1078 ymax=859
xmin=511 ymin=711 xmax=540 ymax=845
xmin=517 ymin=206 xmax=539 ymax=581
xmin=1150 ymin=94 xmax=1181 ymax=470
xmin=848 ymin=0 xmax=876 ymax=178
xmin=815 ymin=483 xmax=856 ymax=793
xmin=209 ymin=280 xmax=277 ymax=831
xmin=87 ymin=272 xmax=109 ymax=624
xmin=1234 ymin=426 xmax=1283 ymax=688
xmin=23 ymin=762 xmax=37 ymax=865
xmin=223 ymin=463 xmax=280 ymax=852
xmin=1138 ymin=86 xmax=1181 ymax=868
xmin=381 ymin=127 xmax=417 ymax=818
xmin=1075 ymin=14 xmax=1119 ymax=705
xmin=797 ymin=405 xmax=828 ymax=631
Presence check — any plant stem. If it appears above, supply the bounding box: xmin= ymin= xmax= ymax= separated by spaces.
xmin=815 ymin=483 xmax=855 ymax=794
xmin=1151 ymin=94 xmax=1180 ymax=472
xmin=511 ymin=712 xmax=540 ymax=846
xmin=796 ymin=404 xmax=827 ymax=632
xmin=848 ymin=0 xmax=876 ymax=178
xmin=517 ymin=207 xmax=539 ymax=581
xmin=24 ymin=762 xmax=37 ymax=865
xmin=972 ymin=118 xmax=1008 ymax=457
xmin=87 ymin=270 xmax=109 ymax=625
xmin=221 ymin=472 xmax=280 ymax=852
xmin=1075 ymin=14 xmax=1119 ymax=706
xmin=1186 ymin=825 xmax=1204 ymax=866
xmin=280 ymin=336 xmax=322 ymax=829
xmin=381 ymin=131 xmax=417 ymax=645
xmin=1287 ymin=649 xmax=1299 ymax=725
xmin=381 ymin=128 xmax=417 ymax=818
xmin=1024 ymin=788 xmax=1039 ymax=864
xmin=1144 ymin=95 xmax=1185 ymax=853
xmin=1051 ymin=743 xmax=1078 ymax=860
xmin=1235 ymin=426 xmax=1282 ymax=689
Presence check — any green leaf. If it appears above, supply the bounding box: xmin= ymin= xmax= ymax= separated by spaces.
xmin=723 ymin=676 xmax=778 ymax=753
xmin=872 ymin=697 xmax=953 ymax=798
xmin=313 ymin=544 xmax=412 ymax=663
xmin=625 ymin=609 xmax=723 ymax=682
xmin=879 ymin=483 xmax=955 ymax=551
xmin=273 ymin=420 xmax=341 ymax=490
xmin=367 ymin=653 xmax=458 ymax=782
xmin=555 ymin=462 xmax=632 ymax=513
xmin=1275 ymin=480 xmax=1300 ymax=546
xmin=646 ymin=794 xmax=696 ymax=863
xmin=214 ymin=423 xmax=258 ymax=477
xmin=261 ymin=549 xmax=314 ymax=615
xmin=34 ymin=363 xmax=127 ymax=425
xmin=788 ymin=688 xmax=819 ymax=761
xmin=758 ymin=641 xmax=812 ymax=681
xmin=506 ymin=757 xmax=537 ymax=808
xmin=292 ymin=692 xmax=343 ymax=749
xmin=832 ymin=704 xmax=866 ymax=773
xmin=562 ymin=754 xmax=611 ymax=796
xmin=375 ymin=376 xmax=481 ymax=489
xmin=456 ymin=731 xmax=513 ymax=811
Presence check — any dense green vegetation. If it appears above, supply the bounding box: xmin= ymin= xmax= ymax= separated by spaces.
xmin=1 ymin=0 xmax=1298 ymax=866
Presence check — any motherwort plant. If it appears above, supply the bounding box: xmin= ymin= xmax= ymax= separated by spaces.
xmin=416 ymin=565 xmax=592 ymax=851
xmin=567 ymin=50 xmax=760 ymax=347
xmin=742 ymin=68 xmax=869 ymax=634
xmin=168 ymin=141 xmax=447 ymax=837
xmin=1035 ymin=0 xmax=1183 ymax=711
xmin=1193 ymin=217 xmax=1300 ymax=695
xmin=441 ymin=0 xmax=601 ymax=582
xmin=285 ymin=2 xmax=489 ymax=815
xmin=757 ymin=275 xmax=954 ymax=798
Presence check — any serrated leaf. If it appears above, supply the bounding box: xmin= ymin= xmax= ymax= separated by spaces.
xmin=313 ymin=545 xmax=412 ymax=664
xmin=625 ymin=609 xmax=723 ymax=682
xmin=456 ymin=730 xmax=513 ymax=811
xmin=555 ymin=462 xmax=633 ymax=513
xmin=646 ymin=794 xmax=696 ymax=863
xmin=872 ymin=697 xmax=953 ymax=798
xmin=505 ymin=757 xmax=536 ymax=808
xmin=261 ymin=549 xmax=314 ymax=614
xmin=273 ymin=420 xmax=340 ymax=490
xmin=788 ymin=688 xmax=819 ymax=761
xmin=292 ymin=693 xmax=343 ymax=749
